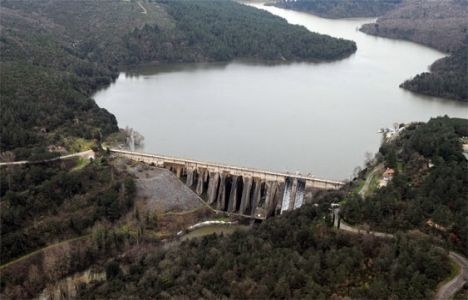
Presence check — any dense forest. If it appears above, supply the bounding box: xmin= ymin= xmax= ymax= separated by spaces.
xmin=401 ymin=45 xmax=468 ymax=101
xmin=358 ymin=0 xmax=468 ymax=101
xmin=342 ymin=117 xmax=468 ymax=255
xmin=272 ymin=0 xmax=402 ymax=18
xmin=76 ymin=202 xmax=450 ymax=299
xmin=360 ymin=0 xmax=468 ymax=53
xmin=0 ymin=154 xmax=136 ymax=264
xmin=0 ymin=0 xmax=356 ymax=158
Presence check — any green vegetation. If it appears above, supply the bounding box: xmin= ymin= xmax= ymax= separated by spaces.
xmin=342 ymin=117 xmax=468 ymax=255
xmin=76 ymin=202 xmax=450 ymax=299
xmin=1 ymin=1 xmax=465 ymax=298
xmin=360 ymin=0 xmax=468 ymax=53
xmin=454 ymin=286 xmax=468 ymax=300
xmin=159 ymin=0 xmax=356 ymax=62
xmin=358 ymin=0 xmax=468 ymax=101
xmin=401 ymin=45 xmax=468 ymax=102
xmin=0 ymin=156 xmax=136 ymax=264
xmin=272 ymin=0 xmax=402 ymax=18
xmin=0 ymin=0 xmax=356 ymax=158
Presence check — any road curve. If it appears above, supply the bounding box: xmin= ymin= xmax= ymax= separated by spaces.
xmin=436 ymin=251 xmax=468 ymax=300
xmin=334 ymin=209 xmax=467 ymax=299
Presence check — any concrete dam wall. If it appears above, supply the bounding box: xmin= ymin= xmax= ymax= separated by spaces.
xmin=110 ymin=149 xmax=344 ymax=219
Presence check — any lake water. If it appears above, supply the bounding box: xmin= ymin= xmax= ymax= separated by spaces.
xmin=94 ymin=4 xmax=468 ymax=181
xmin=180 ymin=224 xmax=249 ymax=241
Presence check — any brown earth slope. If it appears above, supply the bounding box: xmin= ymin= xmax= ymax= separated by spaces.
xmin=360 ymin=0 xmax=468 ymax=53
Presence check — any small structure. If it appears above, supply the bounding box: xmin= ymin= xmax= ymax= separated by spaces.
xmin=379 ymin=168 xmax=395 ymax=187
xmin=426 ymin=219 xmax=447 ymax=232
xmin=382 ymin=168 xmax=395 ymax=181
xmin=47 ymin=145 xmax=67 ymax=154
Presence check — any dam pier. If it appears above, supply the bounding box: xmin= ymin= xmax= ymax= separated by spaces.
xmin=110 ymin=149 xmax=344 ymax=219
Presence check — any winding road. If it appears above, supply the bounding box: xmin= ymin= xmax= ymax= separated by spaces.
xmin=334 ymin=209 xmax=467 ymax=299
xmin=0 ymin=150 xmax=95 ymax=166
xmin=436 ymin=251 xmax=468 ymax=300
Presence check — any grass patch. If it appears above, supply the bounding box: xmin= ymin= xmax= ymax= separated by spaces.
xmin=70 ymin=157 xmax=91 ymax=172
xmin=353 ymin=179 xmax=365 ymax=194
xmin=64 ymin=138 xmax=95 ymax=153
xmin=366 ymin=172 xmax=381 ymax=197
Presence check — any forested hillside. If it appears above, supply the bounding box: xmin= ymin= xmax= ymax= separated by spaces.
xmin=77 ymin=203 xmax=450 ymax=299
xmin=0 ymin=155 xmax=136 ymax=265
xmin=360 ymin=0 xmax=468 ymax=53
xmin=272 ymin=0 xmax=402 ymax=18
xmin=1 ymin=2 xmax=465 ymax=299
xmin=359 ymin=0 xmax=468 ymax=101
xmin=342 ymin=117 xmax=468 ymax=255
xmin=0 ymin=0 xmax=356 ymax=158
xmin=401 ymin=45 xmax=468 ymax=102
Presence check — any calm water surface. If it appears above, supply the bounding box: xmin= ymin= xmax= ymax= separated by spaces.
xmin=180 ymin=224 xmax=248 ymax=241
xmin=94 ymin=4 xmax=468 ymax=180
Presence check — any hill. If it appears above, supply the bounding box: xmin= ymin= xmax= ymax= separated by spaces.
xmin=360 ymin=0 xmax=468 ymax=53
xmin=76 ymin=203 xmax=450 ymax=299
xmin=271 ymin=0 xmax=402 ymax=18
xmin=0 ymin=0 xmax=356 ymax=158
xmin=359 ymin=0 xmax=468 ymax=101
xmin=342 ymin=117 xmax=468 ymax=256
xmin=400 ymin=45 xmax=468 ymax=102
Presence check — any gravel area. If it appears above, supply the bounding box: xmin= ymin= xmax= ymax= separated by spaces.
xmin=125 ymin=161 xmax=203 ymax=213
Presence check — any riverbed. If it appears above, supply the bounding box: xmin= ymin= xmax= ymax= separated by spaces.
xmin=94 ymin=3 xmax=468 ymax=181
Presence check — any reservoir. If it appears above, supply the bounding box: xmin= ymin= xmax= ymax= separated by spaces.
xmin=94 ymin=4 xmax=468 ymax=181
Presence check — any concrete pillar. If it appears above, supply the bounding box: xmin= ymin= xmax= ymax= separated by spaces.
xmin=186 ymin=168 xmax=194 ymax=187
xmin=216 ymin=173 xmax=227 ymax=210
xmin=239 ymin=176 xmax=252 ymax=214
xmin=196 ymin=169 xmax=205 ymax=195
xmin=207 ymin=172 xmax=220 ymax=205
xmin=228 ymin=175 xmax=239 ymax=212
xmin=250 ymin=178 xmax=262 ymax=217
xmin=265 ymin=181 xmax=278 ymax=218
xmin=175 ymin=166 xmax=182 ymax=178
xmin=288 ymin=178 xmax=298 ymax=211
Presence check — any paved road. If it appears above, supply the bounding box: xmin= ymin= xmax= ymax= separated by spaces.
xmin=334 ymin=209 xmax=467 ymax=299
xmin=0 ymin=150 xmax=95 ymax=166
xmin=436 ymin=251 xmax=468 ymax=300
xmin=334 ymin=209 xmax=393 ymax=238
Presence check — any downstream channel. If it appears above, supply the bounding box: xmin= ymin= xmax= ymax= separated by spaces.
xmin=94 ymin=4 xmax=468 ymax=181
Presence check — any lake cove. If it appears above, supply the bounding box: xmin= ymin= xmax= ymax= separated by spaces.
xmin=94 ymin=4 xmax=468 ymax=181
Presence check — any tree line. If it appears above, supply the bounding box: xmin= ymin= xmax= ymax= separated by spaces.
xmin=0 ymin=0 xmax=357 ymax=158
xmin=77 ymin=201 xmax=450 ymax=299
xmin=342 ymin=117 xmax=468 ymax=255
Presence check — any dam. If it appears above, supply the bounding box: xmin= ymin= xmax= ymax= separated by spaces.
xmin=110 ymin=149 xmax=344 ymax=219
